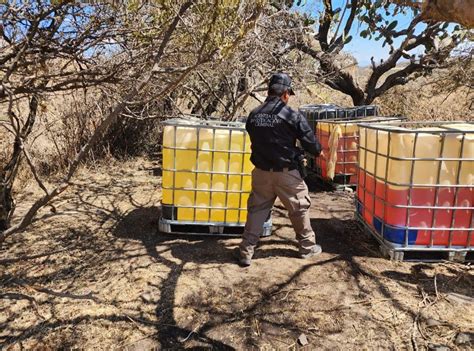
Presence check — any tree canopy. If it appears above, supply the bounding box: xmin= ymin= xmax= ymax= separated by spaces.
xmin=294 ymin=0 xmax=471 ymax=105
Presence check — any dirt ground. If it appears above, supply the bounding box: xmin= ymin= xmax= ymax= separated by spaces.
xmin=0 ymin=159 xmax=473 ymax=350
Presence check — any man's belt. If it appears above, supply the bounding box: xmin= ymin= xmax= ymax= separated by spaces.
xmin=258 ymin=166 xmax=297 ymax=172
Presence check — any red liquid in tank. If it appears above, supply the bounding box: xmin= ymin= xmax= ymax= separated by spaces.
xmin=357 ymin=170 xmax=473 ymax=247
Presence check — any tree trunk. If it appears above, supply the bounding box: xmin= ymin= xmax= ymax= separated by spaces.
xmin=0 ymin=156 xmax=20 ymax=232
xmin=360 ymin=95 xmax=375 ymax=106
xmin=0 ymin=185 xmax=13 ymax=231
xmin=0 ymin=95 xmax=39 ymax=233
xmin=352 ymin=94 xmax=369 ymax=106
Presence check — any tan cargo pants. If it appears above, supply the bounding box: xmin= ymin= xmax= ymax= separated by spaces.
xmin=239 ymin=167 xmax=317 ymax=260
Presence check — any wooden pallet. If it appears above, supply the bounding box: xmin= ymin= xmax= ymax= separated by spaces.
xmin=159 ymin=218 xmax=272 ymax=237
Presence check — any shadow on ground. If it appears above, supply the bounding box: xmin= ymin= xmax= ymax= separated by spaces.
xmin=108 ymin=203 xmax=393 ymax=349
xmin=113 ymin=206 xmax=237 ymax=349
xmin=382 ymin=263 xmax=474 ymax=298
xmin=1 ymin=169 xmax=471 ymax=350
xmin=311 ymin=218 xmax=381 ymax=258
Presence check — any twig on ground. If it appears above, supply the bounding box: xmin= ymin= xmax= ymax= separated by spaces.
xmin=411 ymin=312 xmax=420 ymax=351
xmin=12 ymin=277 xmax=100 ymax=302
xmin=411 ymin=278 xmax=444 ymax=350
xmin=124 ymin=314 xmax=149 ymax=334
xmin=180 ymin=325 xmax=200 ymax=343
xmin=254 ymin=318 xmax=261 ymax=337
xmin=326 ymin=298 xmax=394 ymax=312
xmin=272 ymin=285 xmax=312 ymax=301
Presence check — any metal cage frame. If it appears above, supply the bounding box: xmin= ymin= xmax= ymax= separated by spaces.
xmin=160 ymin=118 xmax=272 ymax=234
xmin=356 ymin=121 xmax=473 ymax=254
xmin=314 ymin=116 xmax=406 ymax=187
xmin=298 ymin=105 xmax=379 ymax=174
xmin=298 ymin=104 xmax=379 ymax=132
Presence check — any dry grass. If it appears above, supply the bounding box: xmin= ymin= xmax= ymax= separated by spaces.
xmin=0 ymin=13 xmax=472 ymax=343
xmin=376 ymin=82 xmax=472 ymax=121
xmin=0 ymin=160 xmax=472 ymax=349
xmin=286 ymin=66 xmax=473 ymax=122
xmin=0 ymin=65 xmax=472 ymax=349
xmin=2 ymin=63 xmax=471 ymax=182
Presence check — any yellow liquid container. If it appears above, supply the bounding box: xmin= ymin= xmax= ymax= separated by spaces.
xmin=357 ymin=121 xmax=473 ymax=250
xmin=161 ymin=119 xmax=253 ymax=225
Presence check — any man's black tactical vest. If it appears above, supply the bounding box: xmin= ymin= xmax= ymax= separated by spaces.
xmin=245 ymin=96 xmax=321 ymax=171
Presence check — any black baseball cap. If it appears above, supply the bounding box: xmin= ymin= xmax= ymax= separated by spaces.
xmin=269 ymin=73 xmax=295 ymax=95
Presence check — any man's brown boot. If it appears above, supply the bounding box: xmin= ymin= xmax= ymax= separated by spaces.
xmin=234 ymin=248 xmax=251 ymax=267
xmin=300 ymin=245 xmax=322 ymax=259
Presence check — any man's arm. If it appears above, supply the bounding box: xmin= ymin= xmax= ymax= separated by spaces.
xmin=295 ymin=113 xmax=322 ymax=156
xmin=245 ymin=112 xmax=252 ymax=133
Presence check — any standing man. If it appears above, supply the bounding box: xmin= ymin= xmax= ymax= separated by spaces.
xmin=236 ymin=73 xmax=322 ymax=267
